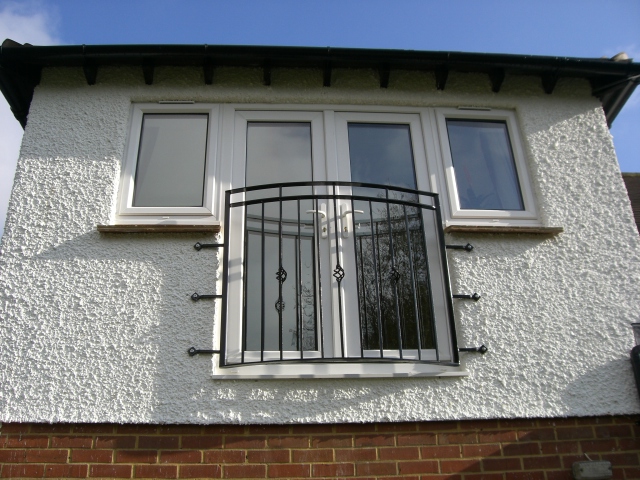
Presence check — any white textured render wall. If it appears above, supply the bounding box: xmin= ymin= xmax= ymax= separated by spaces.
xmin=1 ymin=66 xmax=639 ymax=424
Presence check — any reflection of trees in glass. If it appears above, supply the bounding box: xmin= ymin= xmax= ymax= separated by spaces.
xmin=288 ymin=274 xmax=317 ymax=351
xmin=244 ymin=201 xmax=317 ymax=351
xmin=354 ymin=198 xmax=435 ymax=352
xmin=244 ymin=200 xmax=317 ymax=353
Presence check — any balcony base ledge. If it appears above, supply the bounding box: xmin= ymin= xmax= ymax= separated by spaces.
xmin=97 ymin=224 xmax=220 ymax=234
xmin=444 ymin=225 xmax=563 ymax=235
xmin=211 ymin=360 xmax=468 ymax=379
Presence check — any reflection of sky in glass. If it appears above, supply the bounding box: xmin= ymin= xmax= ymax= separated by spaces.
xmin=133 ymin=114 xmax=208 ymax=207
xmin=446 ymin=120 xmax=524 ymax=211
xmin=246 ymin=122 xmax=312 ymax=187
xmin=243 ymin=124 xmax=317 ymax=353
xmin=245 ymin=229 xmax=316 ymax=352
xmin=347 ymin=124 xmax=417 ymax=189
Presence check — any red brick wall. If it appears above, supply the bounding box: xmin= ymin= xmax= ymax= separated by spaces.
xmin=1 ymin=416 xmax=639 ymax=479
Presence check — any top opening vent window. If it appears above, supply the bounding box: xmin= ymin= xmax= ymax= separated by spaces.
xmin=445 ymin=119 xmax=523 ymax=211
xmin=117 ymin=104 xmax=219 ymax=224
xmin=133 ymin=113 xmax=208 ymax=208
xmin=434 ymin=108 xmax=538 ymax=225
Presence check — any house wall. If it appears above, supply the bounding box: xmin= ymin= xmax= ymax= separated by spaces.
xmin=1 ymin=66 xmax=640 ymax=424
xmin=1 ymin=417 xmax=639 ymax=478
xmin=622 ymin=173 xmax=640 ymax=231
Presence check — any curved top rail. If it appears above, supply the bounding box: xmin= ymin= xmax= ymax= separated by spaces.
xmin=227 ymin=180 xmax=440 ymax=199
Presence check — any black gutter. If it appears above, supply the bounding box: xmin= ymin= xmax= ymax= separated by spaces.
xmin=1 ymin=41 xmax=639 ymax=128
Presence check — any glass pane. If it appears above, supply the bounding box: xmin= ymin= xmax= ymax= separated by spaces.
xmin=348 ymin=124 xmax=434 ymax=353
xmin=347 ymin=123 xmax=417 ymax=190
xmin=246 ymin=122 xmax=312 ymax=187
xmin=244 ymin=123 xmax=317 ymax=353
xmin=244 ymin=202 xmax=317 ymax=353
xmin=446 ymin=120 xmax=524 ymax=210
xmin=354 ymin=200 xmax=434 ymax=352
xmin=133 ymin=114 xmax=208 ymax=207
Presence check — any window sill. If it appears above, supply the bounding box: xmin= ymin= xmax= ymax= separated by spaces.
xmin=97 ymin=224 xmax=220 ymax=234
xmin=211 ymin=361 xmax=468 ymax=379
xmin=444 ymin=225 xmax=563 ymax=235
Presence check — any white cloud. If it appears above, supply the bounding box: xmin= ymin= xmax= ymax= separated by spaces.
xmin=0 ymin=1 xmax=59 ymax=237
xmin=0 ymin=1 xmax=59 ymax=45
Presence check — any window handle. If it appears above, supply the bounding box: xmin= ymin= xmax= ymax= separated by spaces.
xmin=305 ymin=209 xmax=326 ymax=218
xmin=341 ymin=208 xmax=364 ymax=219
xmin=340 ymin=204 xmax=364 ymax=238
xmin=306 ymin=203 xmax=328 ymax=238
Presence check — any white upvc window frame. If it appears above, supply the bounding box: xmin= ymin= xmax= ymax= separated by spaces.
xmin=332 ymin=111 xmax=456 ymax=363
xmin=116 ymin=103 xmax=220 ymax=225
xmin=224 ymin=109 xmax=331 ymax=369
xmin=432 ymin=108 xmax=539 ymax=227
xmin=112 ymin=103 xmax=540 ymax=378
xmin=212 ymin=105 xmax=467 ymax=379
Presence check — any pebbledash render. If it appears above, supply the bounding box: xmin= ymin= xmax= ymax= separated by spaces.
xmin=1 ymin=41 xmax=640 ymax=478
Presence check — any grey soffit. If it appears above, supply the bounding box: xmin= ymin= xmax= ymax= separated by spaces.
xmin=1 ymin=40 xmax=639 ymax=128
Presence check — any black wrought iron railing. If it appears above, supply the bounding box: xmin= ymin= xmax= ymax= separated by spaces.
xmin=218 ymin=181 xmax=458 ymax=367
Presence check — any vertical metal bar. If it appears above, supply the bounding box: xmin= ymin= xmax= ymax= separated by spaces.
xmin=297 ymin=199 xmax=303 ymax=359
xmin=370 ymin=201 xmax=384 ymax=358
xmin=351 ymin=197 xmax=365 ymax=359
xmin=241 ymin=204 xmax=248 ymax=365
xmin=403 ymin=204 xmax=422 ymax=361
xmin=418 ymin=204 xmax=439 ymax=361
xmin=278 ymin=187 xmax=284 ymax=361
xmin=385 ymin=189 xmax=404 ymax=359
xmin=219 ymin=190 xmax=232 ymax=368
xmin=314 ymin=195 xmax=324 ymax=359
xmin=260 ymin=201 xmax=266 ymax=363
xmin=375 ymin=220 xmax=381 ymax=291
xmin=433 ymin=195 xmax=458 ymax=363
xmin=332 ymin=185 xmax=345 ymax=358
xmin=358 ymin=235 xmax=369 ymax=353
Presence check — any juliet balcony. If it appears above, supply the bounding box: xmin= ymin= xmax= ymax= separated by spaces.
xmin=207 ymin=182 xmax=461 ymax=368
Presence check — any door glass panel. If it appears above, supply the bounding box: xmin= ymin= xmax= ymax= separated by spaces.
xmin=347 ymin=123 xmax=435 ymax=353
xmin=244 ymin=123 xmax=317 ymax=353
xmin=246 ymin=122 xmax=312 ymax=187
xmin=347 ymin=123 xmax=417 ymax=190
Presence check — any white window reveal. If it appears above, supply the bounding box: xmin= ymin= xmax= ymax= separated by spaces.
xmin=117 ymin=104 xmax=219 ymax=224
xmin=434 ymin=108 xmax=538 ymax=226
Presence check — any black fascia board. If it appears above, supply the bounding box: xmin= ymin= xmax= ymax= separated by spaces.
xmin=1 ymin=42 xmax=639 ymax=128
xmin=3 ymin=44 xmax=639 ymax=74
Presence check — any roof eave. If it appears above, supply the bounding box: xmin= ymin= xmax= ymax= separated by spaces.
xmin=1 ymin=42 xmax=639 ymax=128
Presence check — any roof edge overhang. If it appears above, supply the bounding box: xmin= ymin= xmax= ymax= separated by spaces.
xmin=1 ymin=41 xmax=639 ymax=128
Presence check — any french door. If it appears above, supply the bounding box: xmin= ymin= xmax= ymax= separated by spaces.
xmin=224 ymin=110 xmax=455 ymax=366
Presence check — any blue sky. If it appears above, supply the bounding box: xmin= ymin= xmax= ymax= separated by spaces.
xmin=0 ymin=0 xmax=639 ymax=234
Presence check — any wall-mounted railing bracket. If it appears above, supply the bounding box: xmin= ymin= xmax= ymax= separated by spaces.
xmin=194 ymin=242 xmax=224 ymax=251
xmin=188 ymin=347 xmax=220 ymax=356
xmin=446 ymin=243 xmax=474 ymax=252
xmin=454 ymin=293 xmax=481 ymax=301
xmin=191 ymin=293 xmax=222 ymax=301
xmin=459 ymin=344 xmax=488 ymax=354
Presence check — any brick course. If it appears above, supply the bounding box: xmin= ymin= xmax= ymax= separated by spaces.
xmin=0 ymin=416 xmax=638 ymax=478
